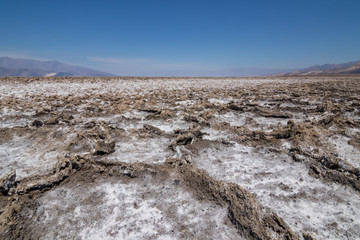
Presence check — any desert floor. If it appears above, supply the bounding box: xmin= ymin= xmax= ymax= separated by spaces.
xmin=1 ymin=76 xmax=359 ymax=239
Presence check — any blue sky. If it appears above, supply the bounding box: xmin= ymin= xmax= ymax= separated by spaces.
xmin=1 ymin=0 xmax=359 ymax=76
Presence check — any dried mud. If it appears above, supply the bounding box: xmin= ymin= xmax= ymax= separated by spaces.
xmin=0 ymin=76 xmax=359 ymax=239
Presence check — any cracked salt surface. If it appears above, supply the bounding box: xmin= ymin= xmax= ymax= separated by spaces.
xmin=118 ymin=118 xmax=191 ymax=134
xmin=0 ymin=78 xmax=285 ymax=101
xmin=141 ymin=119 xmax=192 ymax=134
xmin=0 ymin=108 xmax=36 ymax=128
xmin=201 ymin=127 xmax=233 ymax=141
xmin=193 ymin=142 xmax=360 ymax=239
xmin=214 ymin=110 xmax=305 ymax=133
xmin=328 ymin=135 xmax=360 ymax=168
xmin=32 ymin=175 xmax=241 ymax=240
xmin=107 ymin=136 xmax=172 ymax=164
xmin=0 ymin=117 xmax=29 ymax=128
xmin=87 ymin=113 xmax=191 ymax=134
xmin=214 ymin=112 xmax=247 ymax=126
xmin=175 ymin=100 xmax=197 ymax=106
xmin=2 ymin=77 xmax=360 ymax=239
xmin=0 ymin=127 xmax=74 ymax=179
xmin=208 ymin=98 xmax=232 ymax=105
xmin=0 ymin=136 xmax=60 ymax=179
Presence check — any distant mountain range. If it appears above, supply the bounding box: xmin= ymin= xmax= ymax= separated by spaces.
xmin=1 ymin=56 xmax=359 ymax=77
xmin=0 ymin=57 xmax=113 ymax=77
xmin=277 ymin=60 xmax=360 ymax=76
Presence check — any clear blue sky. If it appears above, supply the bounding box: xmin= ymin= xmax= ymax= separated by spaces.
xmin=1 ymin=0 xmax=359 ymax=76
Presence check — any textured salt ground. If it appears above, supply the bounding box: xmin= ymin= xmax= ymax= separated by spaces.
xmin=0 ymin=126 xmax=74 ymax=179
xmin=327 ymin=135 xmax=360 ymax=168
xmin=82 ymin=111 xmax=192 ymax=134
xmin=0 ymin=78 xmax=305 ymax=101
xmin=213 ymin=111 xmax=305 ymax=132
xmin=24 ymin=172 xmax=241 ymax=240
xmin=208 ymin=98 xmax=232 ymax=105
xmin=0 ymin=108 xmax=36 ymax=128
xmin=0 ymin=116 xmax=31 ymax=129
xmin=1 ymin=76 xmax=360 ymax=240
xmin=191 ymin=140 xmax=360 ymax=240
xmin=116 ymin=118 xmax=192 ymax=134
xmin=106 ymin=135 xmax=173 ymax=164
xmin=201 ymin=127 xmax=234 ymax=141
xmin=139 ymin=119 xmax=192 ymax=134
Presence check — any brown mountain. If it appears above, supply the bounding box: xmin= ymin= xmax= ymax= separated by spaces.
xmin=278 ymin=60 xmax=360 ymax=76
xmin=0 ymin=57 xmax=113 ymax=77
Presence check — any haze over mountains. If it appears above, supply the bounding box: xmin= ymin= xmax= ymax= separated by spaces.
xmin=0 ymin=56 xmax=359 ymax=77
xmin=277 ymin=60 xmax=360 ymax=76
xmin=0 ymin=57 xmax=113 ymax=77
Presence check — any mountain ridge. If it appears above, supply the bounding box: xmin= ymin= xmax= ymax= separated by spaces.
xmin=0 ymin=57 xmax=113 ymax=77
xmin=2 ymin=56 xmax=359 ymax=77
xmin=277 ymin=60 xmax=360 ymax=76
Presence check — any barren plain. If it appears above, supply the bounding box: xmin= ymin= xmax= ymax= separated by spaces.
xmin=0 ymin=76 xmax=359 ymax=239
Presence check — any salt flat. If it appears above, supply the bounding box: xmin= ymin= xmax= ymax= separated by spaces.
xmin=1 ymin=76 xmax=359 ymax=240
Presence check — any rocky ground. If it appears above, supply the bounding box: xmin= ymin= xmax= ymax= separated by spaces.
xmin=0 ymin=76 xmax=359 ymax=240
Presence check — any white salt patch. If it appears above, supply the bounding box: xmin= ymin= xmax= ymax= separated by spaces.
xmin=0 ymin=136 xmax=60 ymax=179
xmin=215 ymin=110 xmax=303 ymax=132
xmin=345 ymin=111 xmax=360 ymax=121
xmin=107 ymin=136 xmax=172 ymax=164
xmin=202 ymin=128 xmax=233 ymax=141
xmin=280 ymin=102 xmax=298 ymax=108
xmin=85 ymin=114 xmax=143 ymax=131
xmin=141 ymin=119 xmax=192 ymax=134
xmin=1 ymin=108 xmax=35 ymax=117
xmin=193 ymin=143 xmax=360 ymax=239
xmin=87 ymin=114 xmax=123 ymax=123
xmin=0 ymin=136 xmax=32 ymax=178
xmin=123 ymin=110 xmax=149 ymax=120
xmin=328 ymin=135 xmax=360 ymax=168
xmin=176 ymin=100 xmax=197 ymax=106
xmin=0 ymin=127 xmax=74 ymax=179
xmin=88 ymin=112 xmax=191 ymax=133
xmin=33 ymin=176 xmax=241 ymax=239
xmin=208 ymin=98 xmax=231 ymax=105
xmin=215 ymin=111 xmax=288 ymax=131
xmin=116 ymin=121 xmax=143 ymax=131
xmin=281 ymin=140 xmax=292 ymax=150
xmin=215 ymin=112 xmax=247 ymax=126
xmin=0 ymin=117 xmax=28 ymax=128
xmin=0 ymin=108 xmax=37 ymax=128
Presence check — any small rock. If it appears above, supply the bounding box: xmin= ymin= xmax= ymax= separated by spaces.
xmin=60 ymin=113 xmax=74 ymax=123
xmin=184 ymin=115 xmax=199 ymax=123
xmin=302 ymin=232 xmax=315 ymax=240
xmin=310 ymin=165 xmax=321 ymax=176
xmin=94 ymin=140 xmax=115 ymax=155
xmin=0 ymin=170 xmax=17 ymax=196
xmin=31 ymin=119 xmax=43 ymax=127
xmin=318 ymin=115 xmax=333 ymax=126
xmin=255 ymin=107 xmax=292 ymax=118
xmin=228 ymin=103 xmax=244 ymax=111
xmin=176 ymin=134 xmax=194 ymax=145
xmin=291 ymin=153 xmax=306 ymax=162
xmin=142 ymin=124 xmax=164 ymax=135
xmin=45 ymin=117 xmax=59 ymax=125
xmin=140 ymin=108 xmax=161 ymax=114
xmin=279 ymin=182 xmax=291 ymax=191
xmin=159 ymin=110 xmax=174 ymax=119
xmin=84 ymin=121 xmax=97 ymax=129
